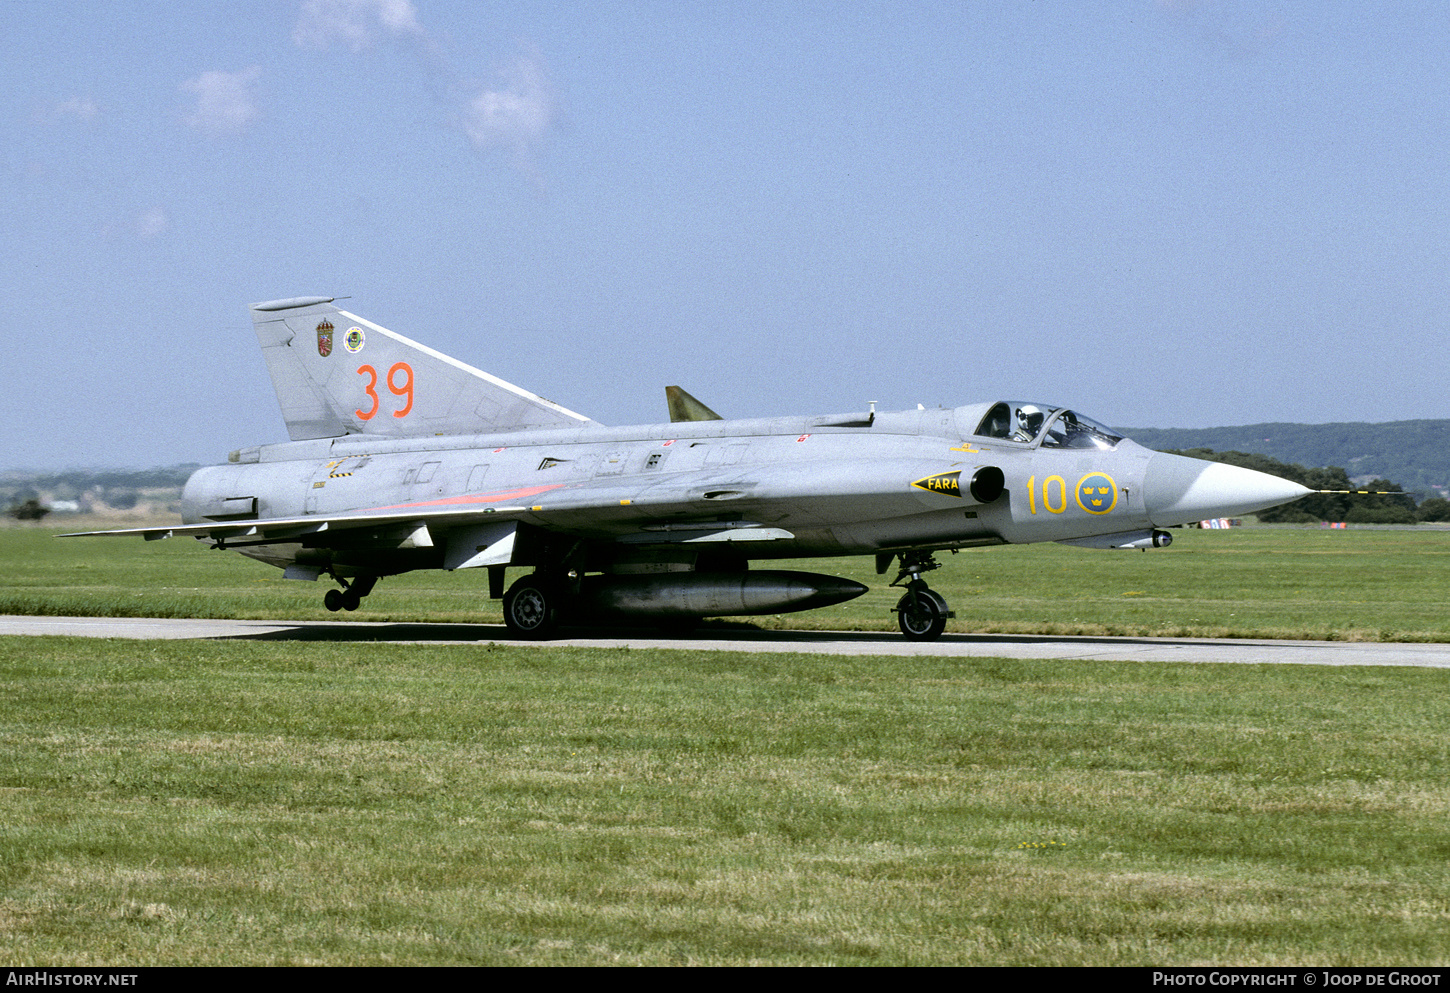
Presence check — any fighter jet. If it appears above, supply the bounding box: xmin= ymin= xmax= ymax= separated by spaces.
xmin=64 ymin=296 xmax=1311 ymax=641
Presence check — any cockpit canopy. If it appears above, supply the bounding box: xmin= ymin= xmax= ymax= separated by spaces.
xmin=974 ymin=402 xmax=1124 ymax=451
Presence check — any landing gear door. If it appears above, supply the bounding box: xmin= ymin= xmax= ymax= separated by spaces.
xmin=445 ymin=521 xmax=519 ymax=571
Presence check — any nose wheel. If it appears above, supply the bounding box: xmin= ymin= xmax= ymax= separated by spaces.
xmin=889 ymin=553 xmax=953 ymax=642
xmin=895 ymin=583 xmax=950 ymax=641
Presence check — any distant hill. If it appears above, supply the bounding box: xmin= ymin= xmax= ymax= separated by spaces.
xmin=1119 ymin=421 xmax=1450 ymax=494
xmin=0 ymin=467 xmax=196 ymax=491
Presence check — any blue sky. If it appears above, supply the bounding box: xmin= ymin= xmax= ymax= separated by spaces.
xmin=6 ymin=1 xmax=1448 ymax=468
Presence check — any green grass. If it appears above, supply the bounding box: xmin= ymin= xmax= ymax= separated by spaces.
xmin=5 ymin=523 xmax=1450 ymax=642
xmin=1 ymin=637 xmax=1448 ymax=965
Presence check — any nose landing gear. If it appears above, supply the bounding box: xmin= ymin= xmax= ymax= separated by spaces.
xmin=888 ymin=552 xmax=954 ymax=642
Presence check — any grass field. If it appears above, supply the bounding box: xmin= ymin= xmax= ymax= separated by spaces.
xmin=1 ymin=524 xmax=1449 ymax=965
xmin=5 ymin=522 xmax=1450 ymax=641
xmin=2 ymin=637 xmax=1448 ymax=966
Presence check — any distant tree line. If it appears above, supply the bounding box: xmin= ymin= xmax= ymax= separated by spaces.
xmin=1167 ymin=449 xmax=1450 ymax=524
xmin=5 ymin=499 xmax=51 ymax=523
xmin=0 ymin=466 xmax=196 ymax=516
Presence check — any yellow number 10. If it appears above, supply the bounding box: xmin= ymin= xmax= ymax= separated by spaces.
xmin=1026 ymin=475 xmax=1068 ymax=515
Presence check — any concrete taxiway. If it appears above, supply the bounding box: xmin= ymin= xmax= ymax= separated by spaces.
xmin=3 ymin=615 xmax=1448 ymax=668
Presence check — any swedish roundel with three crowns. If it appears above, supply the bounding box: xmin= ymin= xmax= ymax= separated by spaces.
xmin=1076 ymin=472 xmax=1117 ymax=514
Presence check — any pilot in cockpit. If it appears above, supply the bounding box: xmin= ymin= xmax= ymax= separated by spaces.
xmin=1013 ymin=405 xmax=1045 ymax=442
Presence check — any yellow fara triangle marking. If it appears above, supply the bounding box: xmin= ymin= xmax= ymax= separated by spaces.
xmin=912 ymin=471 xmax=962 ymax=497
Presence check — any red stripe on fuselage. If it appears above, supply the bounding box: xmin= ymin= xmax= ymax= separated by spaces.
xmin=366 ymin=483 xmax=565 ymax=513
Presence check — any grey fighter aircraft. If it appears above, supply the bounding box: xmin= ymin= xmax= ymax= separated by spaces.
xmin=65 ymin=296 xmax=1311 ymax=640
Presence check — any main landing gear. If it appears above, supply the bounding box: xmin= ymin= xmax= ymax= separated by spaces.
xmin=502 ymin=574 xmax=559 ymax=639
xmin=499 ymin=553 xmax=955 ymax=642
xmin=323 ymin=574 xmax=377 ymax=613
xmin=889 ymin=552 xmax=953 ymax=642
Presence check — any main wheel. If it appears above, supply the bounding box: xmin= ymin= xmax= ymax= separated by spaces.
xmin=325 ymin=587 xmax=362 ymax=612
xmin=503 ymin=576 xmax=560 ymax=639
xmin=895 ymin=586 xmax=949 ymax=641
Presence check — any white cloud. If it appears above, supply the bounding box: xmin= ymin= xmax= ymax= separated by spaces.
xmin=461 ymin=51 xmax=557 ymax=165
xmin=181 ymin=67 xmax=262 ymax=137
xmin=135 ymin=208 xmax=169 ymax=239
xmin=292 ymin=2 xmax=559 ymax=177
xmin=54 ymin=97 xmax=100 ymax=123
xmin=293 ymin=0 xmax=425 ymax=51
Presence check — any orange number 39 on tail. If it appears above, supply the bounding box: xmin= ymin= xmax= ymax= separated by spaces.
xmin=356 ymin=362 xmax=414 ymax=420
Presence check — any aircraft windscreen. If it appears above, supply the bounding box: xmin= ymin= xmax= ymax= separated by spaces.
xmin=1039 ymin=409 xmax=1123 ymax=450
xmin=974 ymin=402 xmax=1123 ymax=450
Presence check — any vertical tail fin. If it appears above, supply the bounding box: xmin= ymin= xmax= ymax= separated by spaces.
xmin=249 ymin=297 xmax=595 ymax=441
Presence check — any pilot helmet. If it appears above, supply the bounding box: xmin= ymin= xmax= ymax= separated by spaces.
xmin=1016 ymin=404 xmax=1045 ymax=437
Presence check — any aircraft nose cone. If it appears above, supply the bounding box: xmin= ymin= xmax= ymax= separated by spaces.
xmin=1143 ymin=452 xmax=1312 ymax=525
